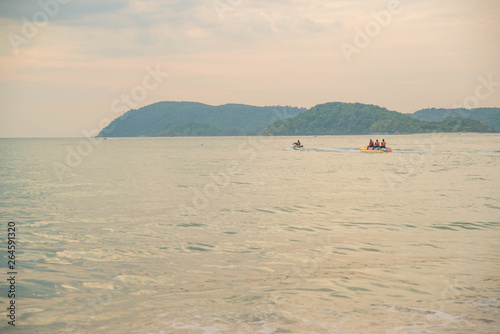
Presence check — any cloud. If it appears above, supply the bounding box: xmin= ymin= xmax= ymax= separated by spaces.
xmin=0 ymin=0 xmax=129 ymax=22
xmin=0 ymin=0 xmax=344 ymax=57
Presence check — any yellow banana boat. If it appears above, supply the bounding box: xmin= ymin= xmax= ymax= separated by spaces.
xmin=360 ymin=146 xmax=392 ymax=153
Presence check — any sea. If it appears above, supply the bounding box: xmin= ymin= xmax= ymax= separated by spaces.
xmin=1 ymin=133 xmax=499 ymax=334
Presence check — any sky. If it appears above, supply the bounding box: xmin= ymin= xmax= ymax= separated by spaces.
xmin=0 ymin=0 xmax=499 ymax=138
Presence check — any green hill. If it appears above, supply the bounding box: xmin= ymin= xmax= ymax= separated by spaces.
xmin=264 ymin=102 xmax=494 ymax=135
xmin=410 ymin=108 xmax=500 ymax=132
xmin=98 ymin=101 xmax=306 ymax=137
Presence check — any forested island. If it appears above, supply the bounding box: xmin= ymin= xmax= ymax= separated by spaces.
xmin=98 ymin=102 xmax=305 ymax=137
xmin=410 ymin=107 xmax=500 ymax=132
xmin=264 ymin=102 xmax=496 ymax=135
xmin=97 ymin=101 xmax=498 ymax=137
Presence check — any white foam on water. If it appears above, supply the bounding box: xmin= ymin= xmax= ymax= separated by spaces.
xmin=470 ymin=298 xmax=500 ymax=308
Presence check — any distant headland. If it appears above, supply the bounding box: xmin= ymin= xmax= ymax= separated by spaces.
xmin=97 ymin=101 xmax=499 ymax=137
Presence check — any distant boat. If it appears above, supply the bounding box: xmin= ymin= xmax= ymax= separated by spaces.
xmin=360 ymin=146 xmax=392 ymax=153
xmin=291 ymin=143 xmax=304 ymax=150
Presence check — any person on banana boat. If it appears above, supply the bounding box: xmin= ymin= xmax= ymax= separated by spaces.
xmin=368 ymin=139 xmax=374 ymax=148
xmin=381 ymin=139 xmax=386 ymax=148
xmin=374 ymin=139 xmax=380 ymax=148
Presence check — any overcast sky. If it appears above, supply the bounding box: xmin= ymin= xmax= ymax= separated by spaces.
xmin=1 ymin=0 xmax=499 ymax=137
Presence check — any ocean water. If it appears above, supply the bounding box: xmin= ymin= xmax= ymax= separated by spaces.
xmin=1 ymin=133 xmax=499 ymax=334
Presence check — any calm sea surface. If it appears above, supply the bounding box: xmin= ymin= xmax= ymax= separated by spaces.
xmin=1 ymin=134 xmax=499 ymax=334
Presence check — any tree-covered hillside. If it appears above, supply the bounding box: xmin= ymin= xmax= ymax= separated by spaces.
xmin=98 ymin=101 xmax=305 ymax=137
xmin=264 ymin=102 xmax=494 ymax=135
xmin=410 ymin=108 xmax=500 ymax=132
